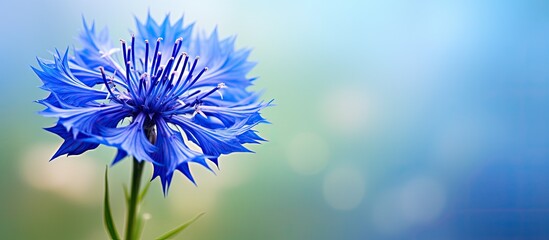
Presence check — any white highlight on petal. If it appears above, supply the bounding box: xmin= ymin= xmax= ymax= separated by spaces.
xmin=216 ymin=83 xmax=227 ymax=99
xmin=19 ymin=144 xmax=100 ymax=205
xmin=198 ymin=109 xmax=207 ymax=118
xmin=286 ymin=132 xmax=329 ymax=175
xmin=99 ymin=48 xmax=121 ymax=58
xmin=192 ymin=108 xmax=207 ymax=118
xmin=323 ymin=166 xmax=366 ymax=210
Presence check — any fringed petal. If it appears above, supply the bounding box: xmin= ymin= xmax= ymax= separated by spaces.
xmin=33 ymin=49 xmax=108 ymax=107
xmin=170 ymin=115 xmax=255 ymax=158
xmin=93 ymin=114 xmax=157 ymax=163
xmin=151 ymin=118 xmax=206 ymax=194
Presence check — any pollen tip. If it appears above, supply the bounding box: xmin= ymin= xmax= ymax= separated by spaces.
xmin=157 ymin=37 xmax=163 ymax=42
xmin=145 ymin=39 xmax=149 ymax=43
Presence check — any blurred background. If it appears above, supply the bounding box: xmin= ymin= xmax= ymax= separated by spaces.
xmin=1 ymin=0 xmax=549 ymax=239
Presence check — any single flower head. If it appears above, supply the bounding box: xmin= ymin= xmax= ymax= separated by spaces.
xmin=34 ymin=14 xmax=271 ymax=193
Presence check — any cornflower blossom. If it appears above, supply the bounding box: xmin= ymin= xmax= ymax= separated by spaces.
xmin=34 ymin=15 xmax=270 ymax=193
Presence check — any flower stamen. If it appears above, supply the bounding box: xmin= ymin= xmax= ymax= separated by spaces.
xmin=131 ymin=34 xmax=136 ymax=69
xmin=121 ymin=39 xmax=127 ymax=63
xmin=144 ymin=40 xmax=149 ymax=71
xmin=150 ymin=38 xmax=162 ymax=73
xmin=153 ymin=52 xmax=162 ymax=76
xmin=100 ymin=67 xmax=123 ymax=104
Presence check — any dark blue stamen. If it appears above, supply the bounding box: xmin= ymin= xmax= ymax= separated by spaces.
xmin=187 ymin=89 xmax=201 ymax=98
xmin=144 ymin=40 xmax=149 ymax=71
xmin=127 ymin=48 xmax=132 ymax=64
xmin=125 ymin=61 xmax=131 ymax=83
xmin=169 ymin=72 xmax=176 ymax=85
xmin=113 ymin=36 xmax=215 ymax=115
xmin=182 ymin=57 xmax=199 ymax=88
xmin=139 ymin=58 xmax=145 ymax=71
xmin=174 ymin=52 xmax=185 ymax=71
xmin=153 ymin=53 xmax=162 ymax=76
xmin=121 ymin=40 xmax=127 ymax=63
xmin=186 ymin=67 xmax=208 ymax=90
xmin=150 ymin=38 xmax=162 ymax=73
xmin=100 ymin=67 xmax=121 ymax=104
xmin=198 ymin=83 xmax=223 ymax=100
xmin=175 ymin=54 xmax=189 ymax=87
xmin=154 ymin=67 xmax=164 ymax=82
xmin=162 ymin=57 xmax=175 ymax=80
xmin=171 ymin=37 xmax=182 ymax=58
xmin=131 ymin=34 xmax=136 ymax=69
xmin=138 ymin=73 xmax=146 ymax=94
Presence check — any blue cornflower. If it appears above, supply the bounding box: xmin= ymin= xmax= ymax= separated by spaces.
xmin=34 ymin=14 xmax=270 ymax=193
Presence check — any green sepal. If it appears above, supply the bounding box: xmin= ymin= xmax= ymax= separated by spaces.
xmin=154 ymin=212 xmax=206 ymax=240
xmin=104 ymin=166 xmax=121 ymax=240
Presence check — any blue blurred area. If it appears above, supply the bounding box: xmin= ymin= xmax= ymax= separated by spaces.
xmin=1 ymin=0 xmax=549 ymax=239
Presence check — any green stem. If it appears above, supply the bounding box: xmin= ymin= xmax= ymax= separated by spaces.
xmin=125 ymin=158 xmax=145 ymax=240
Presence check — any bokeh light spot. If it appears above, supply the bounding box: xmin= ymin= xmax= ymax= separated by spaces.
xmin=19 ymin=144 xmax=100 ymax=205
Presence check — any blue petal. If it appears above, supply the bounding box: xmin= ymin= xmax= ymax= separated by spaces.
xmin=151 ymin=118 xmax=207 ymax=194
xmin=71 ymin=18 xmax=125 ymax=82
xmin=187 ymin=29 xmax=256 ymax=101
xmin=199 ymin=97 xmax=272 ymax=127
xmin=68 ymin=63 xmax=104 ymax=87
xmin=39 ymin=102 xmax=130 ymax=138
xmin=236 ymin=130 xmax=266 ymax=144
xmin=33 ymin=49 xmax=108 ymax=107
xmin=111 ymin=149 xmax=128 ymax=166
xmin=93 ymin=113 xmax=157 ymax=164
xmin=45 ymin=123 xmax=99 ymax=160
xmin=134 ymin=13 xmax=194 ymax=64
xmin=170 ymin=115 xmax=254 ymax=158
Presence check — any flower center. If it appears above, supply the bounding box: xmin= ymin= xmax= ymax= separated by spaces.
xmin=99 ymin=35 xmax=225 ymax=119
